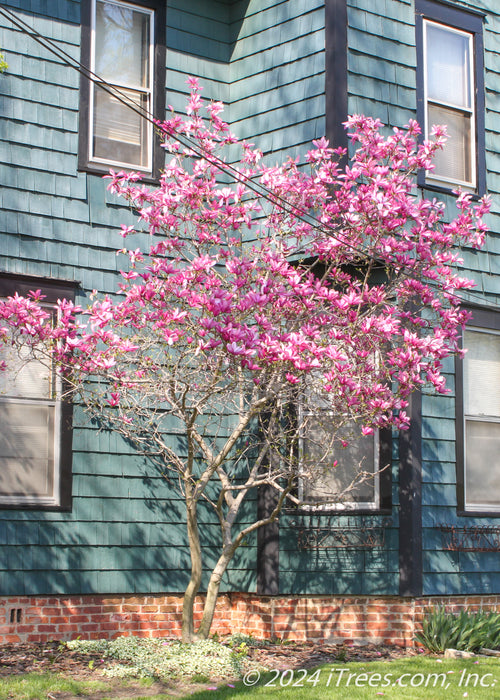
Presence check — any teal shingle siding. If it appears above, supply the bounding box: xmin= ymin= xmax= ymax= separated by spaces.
xmin=230 ymin=0 xmax=326 ymax=160
xmin=278 ymin=0 xmax=500 ymax=598
xmin=2 ymin=0 xmax=500 ymax=601
xmin=0 ymin=0 xmax=243 ymax=597
xmin=418 ymin=3 xmax=500 ymax=595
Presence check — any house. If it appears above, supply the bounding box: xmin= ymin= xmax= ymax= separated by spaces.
xmin=0 ymin=0 xmax=500 ymax=646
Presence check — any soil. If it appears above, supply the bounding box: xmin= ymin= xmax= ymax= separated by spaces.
xmin=0 ymin=639 xmax=419 ymax=699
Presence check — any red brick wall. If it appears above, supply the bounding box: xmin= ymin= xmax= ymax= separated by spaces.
xmin=2 ymin=593 xmax=500 ymax=646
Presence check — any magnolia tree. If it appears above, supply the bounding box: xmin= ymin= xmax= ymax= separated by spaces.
xmin=0 ymin=81 xmax=490 ymax=641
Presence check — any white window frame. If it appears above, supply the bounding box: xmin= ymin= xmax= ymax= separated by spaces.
xmin=88 ymin=0 xmax=155 ymax=172
xmin=462 ymin=326 xmax=500 ymax=513
xmin=0 ymin=307 xmax=63 ymax=508
xmin=422 ymin=19 xmax=476 ymax=190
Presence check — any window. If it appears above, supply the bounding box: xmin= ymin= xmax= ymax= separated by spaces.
xmin=298 ymin=385 xmax=392 ymax=512
xmin=79 ymin=0 xmax=165 ymax=176
xmin=0 ymin=274 xmax=75 ymax=509
xmin=456 ymin=308 xmax=500 ymax=514
xmin=416 ymin=0 xmax=485 ymax=193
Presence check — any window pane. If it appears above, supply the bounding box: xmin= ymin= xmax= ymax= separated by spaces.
xmin=465 ymin=420 xmax=500 ymax=508
xmin=0 ymin=403 xmax=55 ymax=498
xmin=302 ymin=416 xmax=376 ymax=504
xmin=0 ymin=342 xmax=53 ymax=399
xmin=426 ymin=23 xmax=471 ymax=108
xmin=95 ymin=0 xmax=150 ymax=88
xmin=464 ymin=329 xmax=500 ymax=417
xmin=93 ymin=84 xmax=150 ymax=167
xmin=428 ymin=103 xmax=471 ymax=183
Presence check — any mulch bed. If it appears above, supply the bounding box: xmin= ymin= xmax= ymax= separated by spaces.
xmin=0 ymin=639 xmax=421 ymax=698
xmin=0 ymin=638 xmax=418 ymax=679
xmin=0 ymin=640 xmax=110 ymax=680
xmin=247 ymin=639 xmax=419 ymax=670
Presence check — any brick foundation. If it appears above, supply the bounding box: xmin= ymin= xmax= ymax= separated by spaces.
xmin=2 ymin=593 xmax=500 ymax=646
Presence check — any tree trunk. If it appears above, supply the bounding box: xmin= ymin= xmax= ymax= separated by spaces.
xmin=182 ymin=493 xmax=203 ymax=642
xmin=196 ymin=547 xmax=235 ymax=640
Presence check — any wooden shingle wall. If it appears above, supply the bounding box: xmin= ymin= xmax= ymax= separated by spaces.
xmin=229 ymin=0 xmax=326 ymax=160
xmin=344 ymin=0 xmax=500 ymax=596
xmin=422 ymin=0 xmax=500 ymax=595
xmin=0 ymin=0 xmax=251 ymax=598
xmin=278 ymin=0 xmax=500 ymax=598
xmin=1 ymin=0 xmax=500 ymax=602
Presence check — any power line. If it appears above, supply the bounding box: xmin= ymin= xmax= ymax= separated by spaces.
xmin=0 ymin=5 xmax=341 ymax=243
xmin=0 ymin=4 xmax=497 ymax=311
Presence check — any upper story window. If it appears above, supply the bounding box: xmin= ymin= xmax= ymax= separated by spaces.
xmin=92 ymin=0 xmax=154 ymax=170
xmin=416 ymin=0 xmax=485 ymax=194
xmin=0 ymin=274 xmax=76 ymax=510
xmin=424 ymin=22 xmax=474 ymax=186
xmin=79 ymin=0 xmax=165 ymax=177
xmin=456 ymin=308 xmax=500 ymax=515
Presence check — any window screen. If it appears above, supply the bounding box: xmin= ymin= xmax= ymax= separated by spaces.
xmin=424 ymin=21 xmax=474 ymax=187
xmin=0 ymin=320 xmax=60 ymax=505
xmin=299 ymin=379 xmax=380 ymax=510
xmin=90 ymin=0 xmax=154 ymax=170
xmin=462 ymin=328 xmax=500 ymax=510
xmin=300 ymin=416 xmax=378 ymax=508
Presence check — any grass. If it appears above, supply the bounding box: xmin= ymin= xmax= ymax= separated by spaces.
xmin=0 ymin=672 xmax=108 ymax=699
xmin=0 ymin=673 xmax=178 ymax=700
xmin=1 ymin=648 xmax=500 ymax=699
xmin=183 ymin=657 xmax=500 ymax=699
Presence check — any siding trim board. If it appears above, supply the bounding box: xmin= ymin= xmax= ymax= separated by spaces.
xmin=399 ymin=390 xmax=423 ymax=597
xmin=256 ymin=485 xmax=280 ymax=596
xmin=325 ymin=0 xmax=348 ymax=154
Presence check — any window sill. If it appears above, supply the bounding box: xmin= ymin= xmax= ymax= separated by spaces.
xmin=0 ymin=501 xmax=72 ymax=511
xmin=284 ymin=505 xmax=393 ymax=517
xmin=457 ymin=509 xmax=500 ymax=518
xmin=418 ymin=181 xmax=483 ymax=201
xmin=77 ymin=162 xmax=160 ymax=186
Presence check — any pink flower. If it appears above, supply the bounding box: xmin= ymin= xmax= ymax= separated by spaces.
xmin=186 ymin=76 xmax=200 ymax=91
xmin=120 ymin=225 xmax=134 ymax=238
xmin=186 ymin=94 xmax=202 ymax=115
xmin=108 ymin=393 xmax=120 ymax=407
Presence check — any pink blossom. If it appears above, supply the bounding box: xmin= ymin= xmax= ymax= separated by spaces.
xmin=108 ymin=393 xmax=121 ymax=407
xmin=0 ymin=84 xmax=490 ymax=525
xmin=186 ymin=76 xmax=200 ymax=91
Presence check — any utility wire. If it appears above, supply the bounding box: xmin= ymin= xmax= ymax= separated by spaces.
xmin=0 ymin=5 xmax=341 ymax=240
xmin=0 ymin=4 xmax=497 ymax=311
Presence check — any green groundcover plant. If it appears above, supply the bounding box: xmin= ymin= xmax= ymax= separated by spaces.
xmin=67 ymin=635 xmax=253 ymax=680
